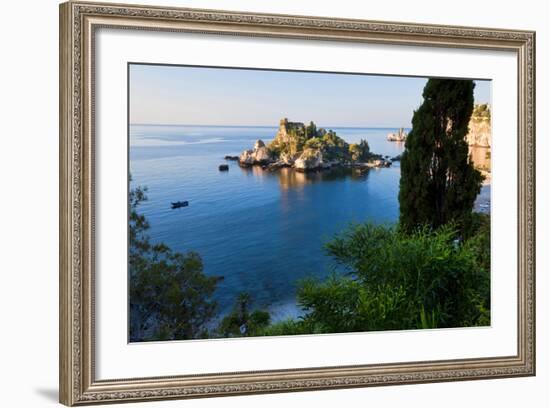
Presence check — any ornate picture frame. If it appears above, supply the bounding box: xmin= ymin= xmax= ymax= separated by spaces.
xmin=59 ymin=1 xmax=535 ymax=405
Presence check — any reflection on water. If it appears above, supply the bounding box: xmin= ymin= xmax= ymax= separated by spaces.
xmin=239 ymin=166 xmax=370 ymax=191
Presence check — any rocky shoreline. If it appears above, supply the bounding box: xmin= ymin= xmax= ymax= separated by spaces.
xmin=232 ymin=118 xmax=393 ymax=173
xmin=236 ymin=139 xmax=393 ymax=172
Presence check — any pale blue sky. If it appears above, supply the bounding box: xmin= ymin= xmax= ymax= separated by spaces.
xmin=129 ymin=64 xmax=491 ymax=127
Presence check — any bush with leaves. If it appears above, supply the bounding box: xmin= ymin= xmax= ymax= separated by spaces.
xmin=348 ymin=139 xmax=371 ymax=162
xmin=292 ymin=222 xmax=490 ymax=333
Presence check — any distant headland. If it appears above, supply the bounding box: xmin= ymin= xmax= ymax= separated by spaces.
xmin=466 ymin=104 xmax=491 ymax=148
xmin=233 ymin=118 xmax=393 ymax=172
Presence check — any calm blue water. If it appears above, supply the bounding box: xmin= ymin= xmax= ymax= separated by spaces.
xmin=130 ymin=124 xmax=407 ymax=321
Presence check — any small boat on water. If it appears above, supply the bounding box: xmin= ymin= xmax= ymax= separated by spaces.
xmin=171 ymin=201 xmax=189 ymax=209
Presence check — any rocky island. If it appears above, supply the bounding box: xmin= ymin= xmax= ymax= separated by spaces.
xmin=236 ymin=118 xmax=390 ymax=172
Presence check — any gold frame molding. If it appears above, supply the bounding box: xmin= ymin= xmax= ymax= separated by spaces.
xmin=59 ymin=1 xmax=536 ymax=405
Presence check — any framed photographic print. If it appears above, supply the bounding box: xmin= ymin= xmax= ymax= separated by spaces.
xmin=59 ymin=1 xmax=536 ymax=405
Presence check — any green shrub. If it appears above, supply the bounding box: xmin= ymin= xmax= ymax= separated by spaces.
xmin=292 ymin=222 xmax=490 ymax=333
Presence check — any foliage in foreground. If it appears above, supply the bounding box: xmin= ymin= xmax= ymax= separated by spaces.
xmin=129 ymin=184 xmax=222 ymax=342
xmin=216 ymin=217 xmax=490 ymax=338
xmin=295 ymin=219 xmax=490 ymax=333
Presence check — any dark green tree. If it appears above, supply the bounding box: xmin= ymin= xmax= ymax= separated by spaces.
xmin=305 ymin=121 xmax=317 ymax=138
xmin=349 ymin=139 xmax=371 ymax=162
xmin=129 ymin=183 xmax=221 ymax=342
xmin=399 ymin=79 xmax=483 ymax=233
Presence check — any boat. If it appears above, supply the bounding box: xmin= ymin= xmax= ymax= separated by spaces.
xmin=171 ymin=201 xmax=189 ymax=209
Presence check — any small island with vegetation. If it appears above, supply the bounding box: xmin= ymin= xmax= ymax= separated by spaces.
xmin=236 ymin=118 xmax=391 ymax=172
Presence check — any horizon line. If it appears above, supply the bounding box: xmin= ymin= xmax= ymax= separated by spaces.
xmin=129 ymin=122 xmax=414 ymax=129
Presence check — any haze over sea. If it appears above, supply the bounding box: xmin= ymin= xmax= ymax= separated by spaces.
xmin=130 ymin=124 xmax=409 ymax=321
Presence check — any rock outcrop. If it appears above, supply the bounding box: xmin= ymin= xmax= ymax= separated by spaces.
xmin=294 ymin=148 xmax=324 ymax=171
xmin=239 ymin=139 xmax=272 ymax=166
xmin=387 ymin=128 xmax=407 ymax=142
xmin=279 ymin=152 xmax=296 ymax=166
xmin=272 ymin=118 xmax=306 ymax=149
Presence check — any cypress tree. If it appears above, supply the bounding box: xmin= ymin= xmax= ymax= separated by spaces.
xmin=399 ymin=79 xmax=483 ymax=233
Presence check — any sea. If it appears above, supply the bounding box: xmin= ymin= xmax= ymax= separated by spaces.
xmin=129 ymin=124 xmax=487 ymax=322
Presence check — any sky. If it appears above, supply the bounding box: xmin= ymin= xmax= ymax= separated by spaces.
xmin=129 ymin=64 xmax=491 ymax=127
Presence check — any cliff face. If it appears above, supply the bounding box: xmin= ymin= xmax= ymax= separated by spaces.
xmin=239 ymin=139 xmax=271 ymax=165
xmin=268 ymin=118 xmax=323 ymax=157
xmin=466 ymin=104 xmax=491 ymax=147
xmin=294 ymin=148 xmax=324 ymax=171
xmin=272 ymin=118 xmax=306 ymax=148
